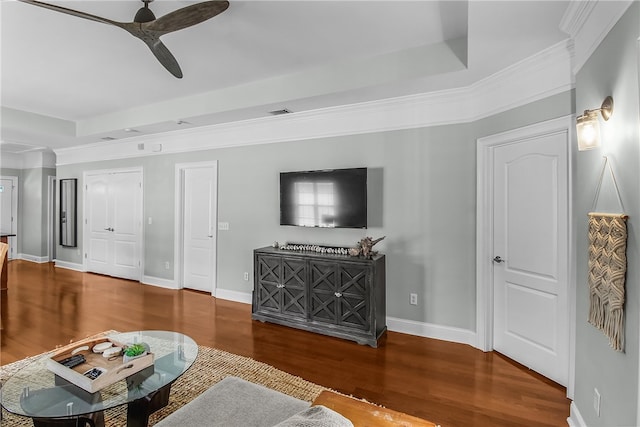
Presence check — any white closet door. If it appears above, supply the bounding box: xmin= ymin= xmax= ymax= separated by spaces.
xmin=86 ymin=174 xmax=111 ymax=275
xmin=86 ymin=171 xmax=142 ymax=280
xmin=182 ymin=166 xmax=216 ymax=293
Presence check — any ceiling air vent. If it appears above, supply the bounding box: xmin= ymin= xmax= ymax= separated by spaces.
xmin=268 ymin=108 xmax=293 ymax=116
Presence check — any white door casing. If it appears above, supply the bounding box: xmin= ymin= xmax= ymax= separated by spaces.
xmin=85 ymin=169 xmax=143 ymax=281
xmin=175 ymin=162 xmax=218 ymax=295
xmin=0 ymin=176 xmax=18 ymax=259
xmin=476 ymin=116 xmax=575 ymax=396
xmin=48 ymin=176 xmax=56 ymax=261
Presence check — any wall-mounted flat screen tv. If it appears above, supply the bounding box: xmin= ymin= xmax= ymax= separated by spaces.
xmin=280 ymin=167 xmax=367 ymax=228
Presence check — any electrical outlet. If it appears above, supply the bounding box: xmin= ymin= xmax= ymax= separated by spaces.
xmin=165 ymin=261 xmax=170 ymax=270
xmin=410 ymin=293 xmax=418 ymax=305
xmin=243 ymin=272 xmax=249 ymax=281
xmin=594 ymin=388 xmax=601 ymax=417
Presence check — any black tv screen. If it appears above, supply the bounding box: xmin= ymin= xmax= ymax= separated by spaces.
xmin=280 ymin=168 xmax=367 ymax=228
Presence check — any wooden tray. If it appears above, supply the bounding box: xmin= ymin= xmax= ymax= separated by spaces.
xmin=46 ymin=336 xmax=154 ymax=393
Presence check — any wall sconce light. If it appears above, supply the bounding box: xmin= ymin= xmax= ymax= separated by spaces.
xmin=576 ymin=96 xmax=614 ymax=151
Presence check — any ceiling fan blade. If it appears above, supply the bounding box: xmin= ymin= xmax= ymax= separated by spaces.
xmin=145 ymin=1 xmax=229 ymax=35
xmin=142 ymin=38 xmax=184 ymax=78
xmin=17 ymin=0 xmax=122 ymax=27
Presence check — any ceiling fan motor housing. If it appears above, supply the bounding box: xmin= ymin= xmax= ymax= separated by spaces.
xmin=134 ymin=5 xmax=156 ymax=23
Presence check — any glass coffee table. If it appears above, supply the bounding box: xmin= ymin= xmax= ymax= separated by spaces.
xmin=1 ymin=330 xmax=198 ymax=427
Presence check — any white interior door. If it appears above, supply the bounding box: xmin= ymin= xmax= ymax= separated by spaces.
xmin=492 ymin=129 xmax=569 ymax=386
xmin=110 ymin=172 xmax=143 ymax=279
xmin=86 ymin=170 xmax=142 ymax=280
xmin=182 ymin=165 xmax=217 ymax=294
xmin=87 ymin=174 xmax=111 ymax=275
xmin=0 ymin=176 xmax=18 ymax=259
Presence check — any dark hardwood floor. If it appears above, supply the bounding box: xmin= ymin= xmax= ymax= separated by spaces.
xmin=0 ymin=261 xmax=570 ymax=426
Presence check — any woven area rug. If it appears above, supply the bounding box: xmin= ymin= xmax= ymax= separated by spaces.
xmin=0 ymin=345 xmax=327 ymax=426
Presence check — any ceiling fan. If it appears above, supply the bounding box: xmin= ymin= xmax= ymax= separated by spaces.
xmin=18 ymin=0 xmax=230 ymax=78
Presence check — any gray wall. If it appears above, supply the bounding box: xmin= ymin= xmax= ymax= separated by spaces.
xmin=0 ymin=166 xmax=56 ymax=258
xmin=57 ymin=90 xmax=572 ymax=330
xmin=22 ymin=167 xmax=56 ymax=257
xmin=574 ymin=3 xmax=640 ymax=425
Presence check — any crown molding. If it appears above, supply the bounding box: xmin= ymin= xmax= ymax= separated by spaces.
xmin=561 ymin=0 xmax=633 ymax=73
xmin=560 ymin=0 xmax=598 ymax=37
xmin=55 ymin=40 xmax=574 ymax=166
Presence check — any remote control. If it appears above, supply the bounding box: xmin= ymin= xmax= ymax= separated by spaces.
xmin=59 ymin=354 xmax=86 ymax=368
xmin=83 ymin=367 xmax=105 ymax=380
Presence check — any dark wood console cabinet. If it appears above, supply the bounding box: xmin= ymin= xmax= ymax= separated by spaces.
xmin=252 ymin=247 xmax=386 ymax=347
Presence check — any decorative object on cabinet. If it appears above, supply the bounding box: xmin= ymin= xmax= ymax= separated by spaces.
xmin=252 ymin=247 xmax=386 ymax=347
xmin=348 ymin=236 xmax=385 ymax=259
xmin=277 ymin=243 xmax=351 ymax=255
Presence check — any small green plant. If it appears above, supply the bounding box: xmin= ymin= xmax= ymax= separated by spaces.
xmin=124 ymin=343 xmax=146 ymax=357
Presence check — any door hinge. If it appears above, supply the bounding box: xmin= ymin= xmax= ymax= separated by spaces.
xmin=84 ymin=253 xmax=87 ymax=259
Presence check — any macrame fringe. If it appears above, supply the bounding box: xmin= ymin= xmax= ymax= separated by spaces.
xmin=588 ymin=293 xmax=604 ymax=330
xmin=588 ymin=293 xmax=624 ymax=352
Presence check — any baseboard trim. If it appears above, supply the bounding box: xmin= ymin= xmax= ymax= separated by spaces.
xmin=567 ymin=402 xmax=586 ymax=427
xmin=18 ymin=254 xmax=49 ymax=263
xmin=208 ymin=293 xmax=477 ymax=346
xmin=142 ymin=275 xmax=178 ymax=290
xmin=215 ymin=289 xmax=253 ymax=305
xmin=55 ymin=260 xmax=85 ymax=271
xmin=387 ymin=317 xmax=477 ymax=347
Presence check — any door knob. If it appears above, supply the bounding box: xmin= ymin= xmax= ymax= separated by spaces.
xmin=493 ymin=256 xmax=504 ymax=263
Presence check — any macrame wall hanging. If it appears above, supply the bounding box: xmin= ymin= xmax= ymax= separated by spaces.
xmin=587 ymin=157 xmax=628 ymax=352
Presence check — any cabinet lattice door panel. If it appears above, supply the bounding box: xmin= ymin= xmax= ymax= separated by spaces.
xmin=256 ymin=255 xmax=281 ymax=313
xmin=281 ymin=258 xmax=306 ymax=316
xmin=252 ymin=247 xmax=386 ymax=347
xmin=310 ymin=261 xmax=337 ymax=323
xmin=338 ymin=265 xmax=369 ymax=329
xmin=256 ymin=255 xmax=306 ymax=317
xmin=310 ymin=261 xmax=369 ymax=331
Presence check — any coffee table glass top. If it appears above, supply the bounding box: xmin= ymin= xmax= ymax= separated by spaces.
xmin=1 ymin=330 xmax=198 ymax=419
